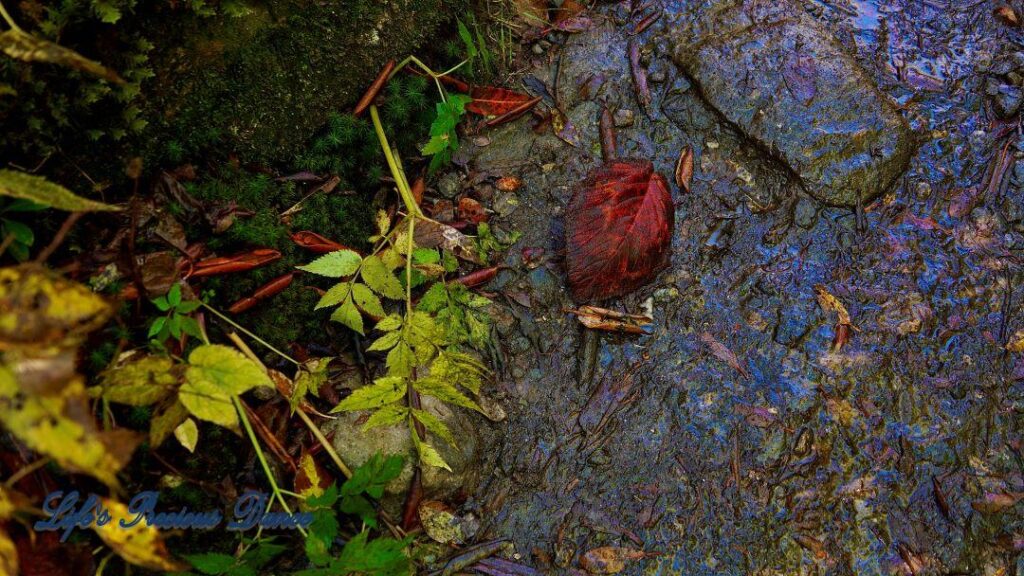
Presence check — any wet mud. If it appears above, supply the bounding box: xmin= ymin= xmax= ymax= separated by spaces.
xmin=461 ymin=1 xmax=1024 ymax=573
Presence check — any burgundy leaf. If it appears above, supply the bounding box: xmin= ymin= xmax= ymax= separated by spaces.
xmin=566 ymin=160 xmax=674 ymax=301
xmin=467 ymin=86 xmax=535 ymax=116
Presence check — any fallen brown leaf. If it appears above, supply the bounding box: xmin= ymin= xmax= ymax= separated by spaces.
xmin=567 ymin=305 xmax=652 ymax=335
xmin=674 ymin=145 xmax=694 ymax=192
xmin=699 ymin=331 xmax=749 ymax=379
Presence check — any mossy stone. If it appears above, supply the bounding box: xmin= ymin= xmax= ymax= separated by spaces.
xmin=144 ymin=0 xmax=455 ymax=164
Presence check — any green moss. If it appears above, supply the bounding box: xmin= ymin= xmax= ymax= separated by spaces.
xmin=142 ymin=0 xmax=457 ymax=165
xmin=184 ymin=164 xmax=375 ymax=352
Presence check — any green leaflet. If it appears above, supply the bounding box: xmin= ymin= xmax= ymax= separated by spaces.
xmin=329 ymin=296 xmax=364 ymax=335
xmin=412 ymin=432 xmax=451 ymax=473
xmin=361 ymin=405 xmax=408 ymax=432
xmin=413 ymin=377 xmax=481 ymax=413
xmin=316 ymin=282 xmax=350 ymax=310
xmin=361 ymin=255 xmax=404 ymax=300
xmin=298 ymin=250 xmax=362 ymax=278
xmin=331 ymin=377 xmax=406 ymax=412
xmin=351 ymin=282 xmax=385 ymax=317
xmin=412 ymin=408 xmax=455 ymax=447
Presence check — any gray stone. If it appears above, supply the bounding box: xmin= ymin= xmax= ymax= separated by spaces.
xmin=993 ymin=84 xmax=1023 ymax=118
xmin=613 ymin=108 xmax=636 ymax=127
xmin=326 ymin=394 xmax=482 ymax=516
xmin=793 ymin=196 xmax=818 ymax=229
xmin=438 ymin=172 xmax=464 ymax=199
xmin=667 ymin=0 xmax=917 ymax=207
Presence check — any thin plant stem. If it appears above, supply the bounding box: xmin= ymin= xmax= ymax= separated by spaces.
xmin=233 ymin=396 xmax=307 ymax=537
xmin=0 ymin=1 xmax=23 ymax=32
xmin=370 ymin=106 xmax=422 ymax=217
xmin=5 ymin=457 xmax=49 ymax=488
xmin=296 ymin=409 xmax=353 ymax=479
xmin=201 ymin=302 xmax=299 ymax=365
xmin=224 ymin=324 xmax=356 ymax=484
xmin=406 ymin=215 xmax=415 ymax=315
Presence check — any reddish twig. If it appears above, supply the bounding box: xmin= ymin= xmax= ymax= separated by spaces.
xmin=354 ymin=59 xmax=397 ymax=117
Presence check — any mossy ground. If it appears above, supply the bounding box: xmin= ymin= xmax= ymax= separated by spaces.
xmin=143 ymin=0 xmax=456 ymax=166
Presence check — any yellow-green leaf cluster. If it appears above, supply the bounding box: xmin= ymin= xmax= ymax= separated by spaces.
xmin=179 ymin=344 xmax=273 ymax=429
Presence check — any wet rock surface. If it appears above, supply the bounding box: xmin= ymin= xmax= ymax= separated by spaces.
xmin=457 ymin=1 xmax=1024 ymax=574
xmin=668 ymin=0 xmax=917 ymax=208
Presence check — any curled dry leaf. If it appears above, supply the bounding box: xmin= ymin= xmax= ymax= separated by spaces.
xmin=813 ymin=284 xmax=857 ymax=352
xmin=580 ymin=546 xmax=657 ymax=574
xmin=496 ymin=176 xmax=522 ymax=192
xmin=792 ymin=533 xmax=828 ymax=560
xmin=467 ymin=86 xmax=536 ymax=116
xmin=628 ymin=40 xmax=651 ymax=115
xmin=412 ymin=218 xmax=480 ymax=263
xmin=995 ymin=5 xmax=1020 ymax=27
xmin=971 ymin=491 xmax=1024 ymax=513
xmin=551 ymin=107 xmax=581 ymax=147
xmin=674 ymin=146 xmax=694 ymax=192
xmin=458 ymin=197 xmax=489 ymax=224
xmin=566 ymin=160 xmax=674 ymax=301
xmin=699 ymin=332 xmax=749 ymax=379
xmin=567 ymin=305 xmax=652 ymax=334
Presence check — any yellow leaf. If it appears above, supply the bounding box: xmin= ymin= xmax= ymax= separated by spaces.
xmin=0 ymin=265 xmax=114 ymax=351
xmin=297 ymin=453 xmax=324 ymax=500
xmin=94 ymin=498 xmax=187 ymax=572
xmin=149 ymin=399 xmax=188 ymax=447
xmin=178 ymin=379 xmax=238 ymax=429
xmin=174 ymin=418 xmax=198 ymax=452
xmin=92 ymin=355 xmax=178 ymax=406
xmin=0 ymin=369 xmax=138 ymax=488
xmin=0 ymin=527 xmax=15 ymax=576
xmin=0 ymin=29 xmax=124 ymax=84
xmin=813 ymin=284 xmax=853 ymax=327
xmin=1006 ymin=329 xmax=1024 ymax=352
xmin=0 ymin=169 xmax=121 ymax=211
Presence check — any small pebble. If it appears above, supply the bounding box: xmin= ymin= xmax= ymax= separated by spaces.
xmin=794 ymin=196 xmax=817 ymax=229
xmin=532 ymin=43 xmax=545 ymax=55
xmin=613 ymin=109 xmax=635 ymax=127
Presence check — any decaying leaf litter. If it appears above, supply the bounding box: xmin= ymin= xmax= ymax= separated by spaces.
xmin=3 ymin=0 xmax=1024 ymax=574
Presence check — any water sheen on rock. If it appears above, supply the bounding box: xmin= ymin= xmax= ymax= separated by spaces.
xmin=667 ymin=0 xmax=917 ymax=207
